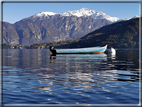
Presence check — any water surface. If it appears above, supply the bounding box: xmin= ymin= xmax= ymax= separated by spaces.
xmin=2 ymin=49 xmax=140 ymax=105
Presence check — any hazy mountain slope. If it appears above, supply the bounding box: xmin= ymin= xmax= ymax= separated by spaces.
xmin=42 ymin=17 xmax=139 ymax=48
xmin=3 ymin=22 xmax=19 ymax=44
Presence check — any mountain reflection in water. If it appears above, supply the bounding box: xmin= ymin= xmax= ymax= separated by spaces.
xmin=3 ymin=49 xmax=140 ymax=104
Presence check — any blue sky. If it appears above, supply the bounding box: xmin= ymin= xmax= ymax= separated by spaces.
xmin=3 ymin=2 xmax=140 ymax=23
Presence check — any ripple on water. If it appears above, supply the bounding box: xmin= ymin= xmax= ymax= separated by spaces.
xmin=2 ymin=49 xmax=140 ymax=104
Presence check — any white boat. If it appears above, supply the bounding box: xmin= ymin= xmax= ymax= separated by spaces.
xmin=108 ymin=47 xmax=116 ymax=55
xmin=49 ymin=45 xmax=107 ymax=55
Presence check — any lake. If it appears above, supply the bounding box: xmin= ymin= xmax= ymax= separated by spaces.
xmin=2 ymin=49 xmax=140 ymax=105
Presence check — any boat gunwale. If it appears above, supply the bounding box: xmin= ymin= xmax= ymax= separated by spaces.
xmin=56 ymin=45 xmax=107 ymax=51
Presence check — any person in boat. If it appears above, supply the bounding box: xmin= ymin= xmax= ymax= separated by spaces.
xmin=49 ymin=46 xmax=57 ymax=55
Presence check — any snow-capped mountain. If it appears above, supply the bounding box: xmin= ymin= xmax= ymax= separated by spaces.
xmin=63 ymin=8 xmax=119 ymax=22
xmin=5 ymin=8 xmax=114 ymax=45
xmin=5 ymin=8 xmax=139 ymax=45
xmin=31 ymin=8 xmax=120 ymax=22
xmin=133 ymin=15 xmax=140 ymax=18
xmin=35 ymin=11 xmax=57 ymax=16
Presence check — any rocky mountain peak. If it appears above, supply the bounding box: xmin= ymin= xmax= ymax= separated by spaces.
xmin=29 ymin=8 xmax=120 ymax=22
xmin=62 ymin=8 xmax=119 ymax=22
xmin=63 ymin=8 xmax=96 ymax=17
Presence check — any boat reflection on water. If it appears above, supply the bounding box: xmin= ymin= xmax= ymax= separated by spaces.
xmin=49 ymin=53 xmax=108 ymax=77
xmin=50 ymin=53 xmax=107 ymax=60
xmin=56 ymin=53 xmax=107 ymax=57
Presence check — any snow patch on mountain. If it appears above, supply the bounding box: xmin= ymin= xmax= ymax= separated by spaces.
xmin=62 ymin=8 xmax=96 ymax=17
xmin=133 ymin=15 xmax=140 ymax=18
xmin=62 ymin=8 xmax=120 ymax=22
xmin=31 ymin=11 xmax=58 ymax=21
xmin=91 ymin=11 xmax=119 ymax=22
xmin=35 ymin=11 xmax=57 ymax=17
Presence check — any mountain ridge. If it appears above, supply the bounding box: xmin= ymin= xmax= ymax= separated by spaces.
xmin=28 ymin=8 xmax=120 ymax=22
xmin=3 ymin=8 xmax=115 ymax=45
xmin=62 ymin=8 xmax=119 ymax=22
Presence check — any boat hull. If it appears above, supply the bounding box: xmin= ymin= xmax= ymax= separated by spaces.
xmin=53 ymin=45 xmax=107 ymax=54
xmin=56 ymin=51 xmax=104 ymax=54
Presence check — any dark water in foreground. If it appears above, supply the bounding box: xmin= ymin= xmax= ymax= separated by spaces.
xmin=2 ymin=49 xmax=140 ymax=105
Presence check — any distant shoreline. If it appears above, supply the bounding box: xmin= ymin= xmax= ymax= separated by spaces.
xmin=2 ymin=43 xmax=139 ymax=50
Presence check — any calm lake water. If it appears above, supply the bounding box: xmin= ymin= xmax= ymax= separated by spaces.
xmin=2 ymin=49 xmax=140 ymax=105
